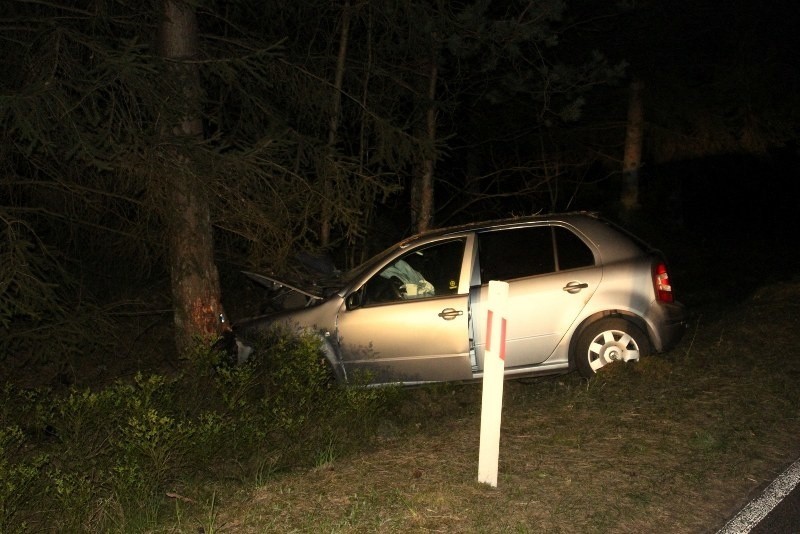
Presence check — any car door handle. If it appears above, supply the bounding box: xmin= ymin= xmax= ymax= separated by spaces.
xmin=438 ymin=308 xmax=464 ymax=320
xmin=563 ymin=281 xmax=589 ymax=294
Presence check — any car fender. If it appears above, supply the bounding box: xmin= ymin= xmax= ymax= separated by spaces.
xmin=312 ymin=330 xmax=347 ymax=383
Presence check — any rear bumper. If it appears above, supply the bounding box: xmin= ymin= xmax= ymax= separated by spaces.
xmin=647 ymin=301 xmax=688 ymax=352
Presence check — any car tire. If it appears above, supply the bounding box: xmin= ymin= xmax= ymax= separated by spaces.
xmin=573 ymin=318 xmax=651 ymax=378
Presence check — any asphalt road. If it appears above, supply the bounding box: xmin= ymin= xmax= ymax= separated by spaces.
xmin=717 ymin=458 xmax=800 ymax=534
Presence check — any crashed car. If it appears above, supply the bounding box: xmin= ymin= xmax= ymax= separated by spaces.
xmin=229 ymin=212 xmax=686 ymax=385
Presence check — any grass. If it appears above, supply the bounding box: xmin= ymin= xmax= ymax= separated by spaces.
xmin=145 ymin=277 xmax=800 ymax=533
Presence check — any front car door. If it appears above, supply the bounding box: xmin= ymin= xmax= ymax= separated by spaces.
xmin=335 ymin=238 xmax=474 ymax=384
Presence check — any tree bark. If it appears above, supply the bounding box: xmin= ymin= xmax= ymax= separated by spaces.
xmin=321 ymin=0 xmax=352 ymax=247
xmin=412 ymin=51 xmax=438 ymax=234
xmin=159 ymin=0 xmax=227 ymax=354
xmin=621 ymin=78 xmax=644 ymax=217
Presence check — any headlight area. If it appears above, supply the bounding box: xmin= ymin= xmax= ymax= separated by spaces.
xmin=211 ymin=330 xmax=253 ymax=366
xmin=236 ymin=339 xmax=254 ymax=364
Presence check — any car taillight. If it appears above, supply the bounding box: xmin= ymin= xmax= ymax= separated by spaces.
xmin=654 ymin=261 xmax=674 ymax=303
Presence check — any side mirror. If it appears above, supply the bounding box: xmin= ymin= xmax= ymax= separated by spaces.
xmin=345 ymin=288 xmax=363 ymax=310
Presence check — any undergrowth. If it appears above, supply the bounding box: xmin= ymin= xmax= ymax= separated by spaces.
xmin=0 ymin=328 xmax=399 ymax=533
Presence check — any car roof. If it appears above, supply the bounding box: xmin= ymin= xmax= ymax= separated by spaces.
xmin=396 ymin=211 xmax=605 ymax=246
xmin=391 ymin=211 xmax=655 ymax=265
xmin=337 ymin=210 xmax=652 ymax=290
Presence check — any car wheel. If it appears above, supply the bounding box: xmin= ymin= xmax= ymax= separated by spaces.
xmin=573 ymin=318 xmax=651 ymax=378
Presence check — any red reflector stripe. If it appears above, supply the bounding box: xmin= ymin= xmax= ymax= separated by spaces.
xmin=486 ymin=310 xmax=507 ymax=360
xmin=486 ymin=310 xmax=494 ymax=351
xmin=500 ymin=318 xmax=507 ymax=361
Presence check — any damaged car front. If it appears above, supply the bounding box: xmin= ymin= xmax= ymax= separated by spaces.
xmin=225 ymin=245 xmax=402 ymax=379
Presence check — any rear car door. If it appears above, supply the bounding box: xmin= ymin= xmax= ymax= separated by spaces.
xmin=471 ymin=225 xmax=600 ymax=370
xmin=335 ymin=238 xmax=473 ymax=384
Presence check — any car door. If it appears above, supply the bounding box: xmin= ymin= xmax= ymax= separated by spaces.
xmin=471 ymin=225 xmax=600 ymax=370
xmin=334 ymin=238 xmax=474 ymax=384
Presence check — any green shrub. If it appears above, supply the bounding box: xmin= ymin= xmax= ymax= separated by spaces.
xmin=0 ymin=425 xmax=48 ymax=532
xmin=258 ymin=327 xmax=334 ymax=433
xmin=242 ymin=327 xmax=400 ymax=464
xmin=0 ymin=329 xmax=399 ymax=530
xmin=48 ymin=387 xmax=120 ymax=462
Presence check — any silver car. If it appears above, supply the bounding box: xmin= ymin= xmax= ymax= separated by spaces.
xmin=231 ymin=212 xmax=686 ymax=384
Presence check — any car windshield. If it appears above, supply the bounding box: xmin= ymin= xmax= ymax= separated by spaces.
xmin=337 ymin=242 xmax=406 ymax=288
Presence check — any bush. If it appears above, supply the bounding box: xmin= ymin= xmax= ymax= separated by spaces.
xmin=0 ymin=425 xmax=48 ymax=532
xmin=0 ymin=328 xmax=399 ymax=530
xmin=223 ymin=326 xmax=400 ymax=465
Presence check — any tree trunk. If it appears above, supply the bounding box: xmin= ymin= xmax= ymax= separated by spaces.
xmin=621 ymin=78 xmax=644 ymax=217
xmin=412 ymin=51 xmax=438 ymax=234
xmin=321 ymin=0 xmax=352 ymax=247
xmin=159 ymin=0 xmax=227 ymax=354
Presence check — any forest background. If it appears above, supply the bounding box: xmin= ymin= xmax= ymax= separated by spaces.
xmin=2 ymin=0 xmax=798 ymax=369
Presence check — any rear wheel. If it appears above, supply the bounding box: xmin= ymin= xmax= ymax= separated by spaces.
xmin=573 ymin=318 xmax=650 ymax=378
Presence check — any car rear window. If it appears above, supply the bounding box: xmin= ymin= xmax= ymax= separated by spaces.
xmin=554 ymin=226 xmax=595 ymax=270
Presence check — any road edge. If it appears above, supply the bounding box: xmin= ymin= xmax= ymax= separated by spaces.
xmin=717 ymin=457 xmax=800 ymax=533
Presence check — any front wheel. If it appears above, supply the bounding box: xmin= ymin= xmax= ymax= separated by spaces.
xmin=573 ymin=318 xmax=651 ymax=378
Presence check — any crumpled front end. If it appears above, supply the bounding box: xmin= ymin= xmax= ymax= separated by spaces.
xmin=226 ymin=297 xmax=343 ymax=367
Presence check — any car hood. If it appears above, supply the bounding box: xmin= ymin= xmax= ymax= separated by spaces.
xmin=241 ymin=270 xmax=339 ymax=301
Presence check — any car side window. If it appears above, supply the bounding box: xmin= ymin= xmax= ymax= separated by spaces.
xmin=477 ymin=225 xmax=596 ymax=283
xmin=478 ymin=227 xmax=555 ymax=282
xmin=360 ymin=239 xmax=465 ymax=305
xmin=554 ymin=226 xmax=595 ymax=270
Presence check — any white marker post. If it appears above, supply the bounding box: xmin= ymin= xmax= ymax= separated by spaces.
xmin=478 ymin=280 xmax=509 ymax=487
